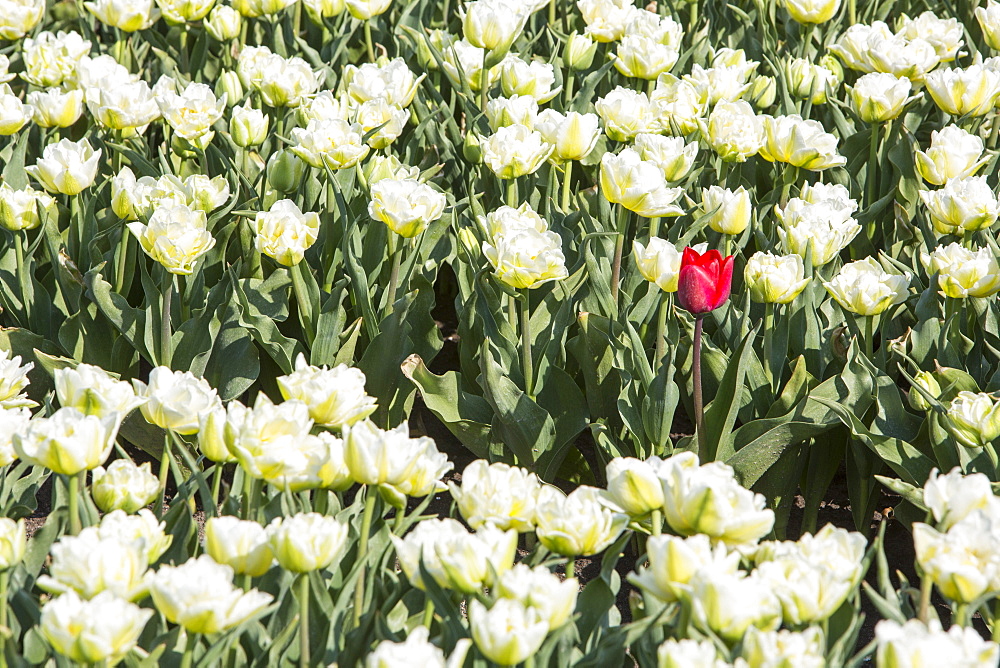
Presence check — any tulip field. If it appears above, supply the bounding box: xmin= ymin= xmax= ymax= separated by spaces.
xmin=7 ymin=0 xmax=1000 ymax=664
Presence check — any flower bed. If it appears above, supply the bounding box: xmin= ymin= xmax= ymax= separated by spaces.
xmin=0 ymin=0 xmax=1000 ymax=664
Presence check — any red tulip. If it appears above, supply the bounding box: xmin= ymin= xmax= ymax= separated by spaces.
xmin=677 ymin=247 xmax=734 ymax=314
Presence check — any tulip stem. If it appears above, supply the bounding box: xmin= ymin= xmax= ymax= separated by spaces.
xmin=115 ymin=226 xmax=131 ymax=295
xmin=693 ymin=315 xmax=708 ymax=462
xmin=156 ymin=433 xmax=171 ymax=518
xmin=866 ymin=123 xmax=880 ymax=231
xmin=211 ymin=464 xmax=224 ymax=516
xmin=422 ymin=598 xmax=435 ymax=629
xmin=298 ymin=573 xmax=311 ymax=668
xmin=290 ymin=262 xmax=316 ymax=345
xmin=848 ymin=0 xmax=856 ymax=24
xmin=364 ymin=21 xmax=376 ymax=63
xmin=67 ymin=473 xmax=81 ymax=536
xmin=650 ymin=508 xmax=662 ymax=536
xmin=654 ymin=296 xmax=668 ymax=372
xmin=180 ymin=632 xmax=196 ymax=668
xmin=763 ymin=302 xmax=775 ymax=394
xmin=384 ymin=234 xmax=402 ymax=320
xmin=353 ymin=489 xmax=378 ymax=628
xmin=160 ymin=273 xmax=173 ymax=367
xmin=0 ymin=569 xmax=7 ymax=666
xmin=991 ymin=111 xmax=1000 ymax=151
xmin=561 ymin=161 xmax=573 ymax=212
xmin=506 ymin=178 xmax=518 ymax=208
xmin=565 ymin=557 xmax=575 ymax=579
xmin=480 ymin=49 xmax=489 ymax=113
xmin=992 ymin=600 xmax=1000 ymax=643
xmin=611 ymin=206 xmax=629 ymax=310
xmin=521 ymin=291 xmax=534 ymax=399
xmin=864 ymin=315 xmax=874 ymax=361
xmin=917 ymin=572 xmax=932 ymax=623
xmin=564 ymin=70 xmax=575 ymax=107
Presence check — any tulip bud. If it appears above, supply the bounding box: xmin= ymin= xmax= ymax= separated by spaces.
xmin=676 ymin=248 xmax=735 ymax=315
xmin=91 ymin=460 xmax=160 ymax=513
xmin=469 ymin=599 xmax=549 ymax=667
xmin=481 ymin=124 xmax=553 ymax=179
xmin=783 ymin=0 xmax=840 ymax=24
xmin=744 ymin=251 xmax=810 ymax=304
xmin=0 ymin=518 xmax=26 ymax=571
xmin=462 ymin=0 xmax=527 ymax=55
xmin=978 ymin=1 xmax=1000 ymax=51
xmin=914 ymin=126 xmax=987 ymax=186
xmin=463 ymin=130 xmax=483 ymax=164
xmin=267 ymin=513 xmax=350 ymax=572
xmin=702 ymin=185 xmax=751 ymax=235
xmin=0 ymin=183 xmax=55 ymax=232
xmin=875 ymin=618 xmax=999 ymax=668
xmin=849 ymin=72 xmax=911 ymax=123
xmin=823 ymin=257 xmax=910 ymax=316
xmin=565 ymin=32 xmax=598 ymax=70
xmin=205 ymin=4 xmax=241 ymax=39
xmin=747 ymin=74 xmax=776 ymax=109
xmin=205 ymin=516 xmax=274 ymax=577
xmin=908 ymin=371 xmax=942 ymax=412
xmin=534 ymin=109 xmax=601 ymax=162
xmin=215 ymin=70 xmax=244 ymax=106
xmin=267 ymin=149 xmax=308 ymax=194
xmin=945 ymin=391 xmax=1000 ymax=448
xmin=40 ymin=591 xmax=153 ymax=666
xmin=149 ymin=555 xmax=273 ymax=634
xmin=26 ymin=88 xmax=84 ymax=128
xmin=254 ymin=199 xmax=320 ymax=266
xmin=26 ymin=138 xmax=102 ymax=196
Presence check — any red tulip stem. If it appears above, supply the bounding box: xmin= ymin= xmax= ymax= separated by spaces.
xmin=693 ymin=315 xmax=707 ymax=462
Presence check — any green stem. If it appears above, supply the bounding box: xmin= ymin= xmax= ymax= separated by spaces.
xmin=521 ymin=291 xmax=534 ymax=400
xmin=422 ymin=598 xmax=435 ymax=629
xmin=722 ymin=234 xmax=731 ymax=258
xmin=992 ymin=600 xmax=1000 ymax=643
xmin=115 ymin=225 xmax=130 ymax=294
xmin=654 ymin=295 xmax=668 ymax=372
xmin=156 ymin=433 xmax=171 ymax=517
xmin=565 ymin=557 xmax=575 ymax=579
xmin=179 ymin=30 xmax=189 ymax=74
xmin=0 ymin=569 xmax=7 ymax=668
xmin=506 ymin=178 xmax=518 ymax=208
xmin=799 ymin=24 xmax=812 ymax=59
xmin=693 ymin=315 xmax=708 ymax=462
xmin=611 ymin=206 xmax=630 ymax=309
xmin=290 ymin=262 xmax=315 ymax=346
xmin=160 ymin=273 xmax=173 ymax=367
xmin=211 ymin=464 xmax=224 ymax=517
xmin=384 ymin=234 xmax=403 ymax=320
xmin=480 ymin=48 xmax=489 ymax=113
xmin=68 ymin=473 xmax=81 ymax=536
xmin=352 ymin=490 xmax=378 ymax=627
xmin=364 ymin=20 xmax=376 ymax=62
xmin=298 ymin=573 xmax=311 ymax=668
xmin=561 ymin=161 xmax=573 ymax=212
xmin=918 ymin=573 xmax=932 ymax=623
xmin=954 ymin=603 xmax=969 ymax=628
xmin=865 ymin=315 xmax=875 ymax=361
xmin=990 ymin=111 xmax=1000 ymax=152
xmin=866 ymin=123 xmax=880 ymax=238
xmin=650 ymin=508 xmax=662 ymax=537
xmin=564 ymin=70 xmax=575 ymax=107
xmin=548 ymin=0 xmax=556 ymax=29
xmin=763 ymin=302 xmax=775 ymax=394
xmin=314 ymin=489 xmax=329 ymax=516
xmin=179 ymin=632 xmax=196 ymax=668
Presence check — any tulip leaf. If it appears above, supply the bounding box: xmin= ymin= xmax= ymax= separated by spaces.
xmin=201 ymin=301 xmax=260 ymax=401
xmin=1 ymin=130 xmax=29 ymax=190
xmin=401 ymin=354 xmax=492 ymax=459
xmin=814 ymin=396 xmax=935 ymax=487
xmin=358 ymin=277 xmax=442 ymax=429
xmin=479 ymin=341 xmax=556 ymax=470
xmin=706 ymin=323 xmax=760 ymax=462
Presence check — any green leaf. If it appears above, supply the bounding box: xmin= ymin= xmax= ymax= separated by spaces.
xmin=706 ymin=323 xmax=760 ymax=462
xmin=401 ymin=354 xmax=492 ymax=458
